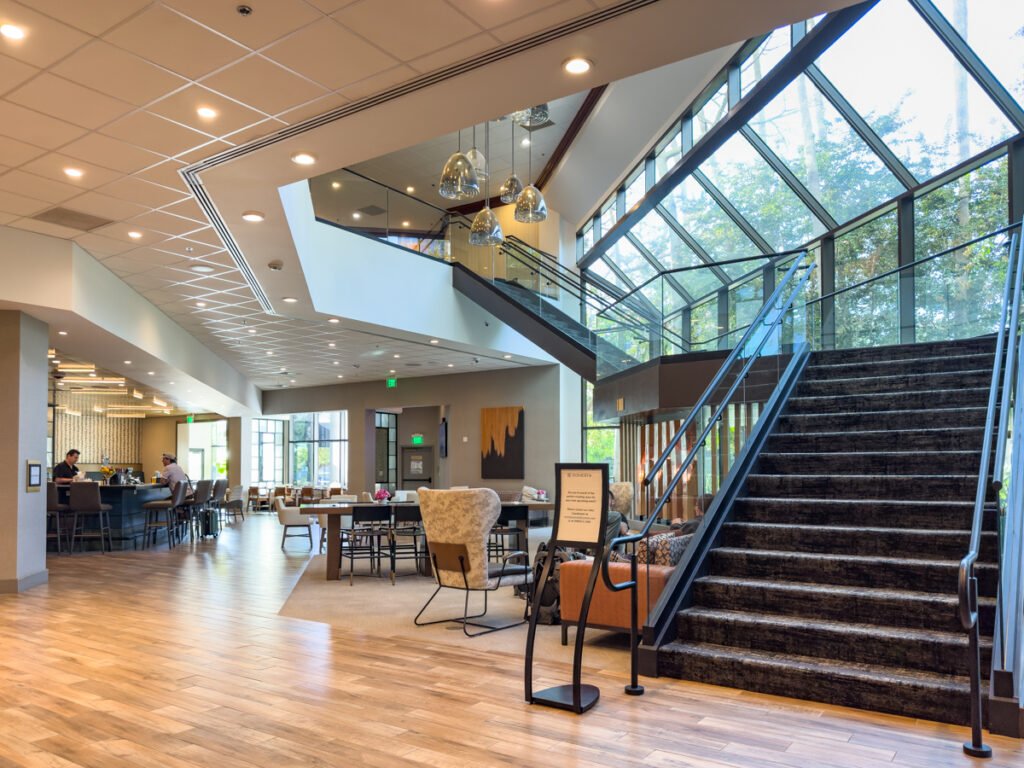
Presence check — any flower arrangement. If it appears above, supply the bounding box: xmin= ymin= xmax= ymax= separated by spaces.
xmin=373 ymin=488 xmax=392 ymax=502
xmin=99 ymin=465 xmax=115 ymax=481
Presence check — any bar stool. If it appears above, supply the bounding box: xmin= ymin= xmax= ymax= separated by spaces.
xmin=46 ymin=482 xmax=69 ymax=554
xmin=142 ymin=482 xmax=187 ymax=549
xmin=208 ymin=479 xmax=227 ymax=534
xmin=185 ymin=480 xmax=213 ymax=540
xmin=69 ymin=482 xmax=113 ymax=553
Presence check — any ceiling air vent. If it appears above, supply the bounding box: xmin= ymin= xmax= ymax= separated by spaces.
xmin=356 ymin=204 xmax=387 ymax=217
xmin=33 ymin=207 xmax=113 ymax=232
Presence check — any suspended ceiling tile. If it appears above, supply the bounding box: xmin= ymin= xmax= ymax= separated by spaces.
xmin=26 ymin=0 xmax=152 ymax=36
xmin=0 ymin=5 xmax=90 ymax=69
xmin=90 ymin=221 xmax=169 ymax=246
xmin=8 ymin=216 xmax=81 ymax=239
xmin=0 ymin=101 xmax=87 ymax=148
xmin=20 ymin=153 xmax=122 ymax=190
xmin=100 ymin=176 xmax=188 ymax=208
xmin=0 ymin=169 xmax=81 ymax=204
xmin=491 ymin=0 xmax=594 ymax=42
xmin=174 ymin=140 xmax=233 ymax=165
xmin=147 ymin=84 xmax=268 ymax=137
xmin=303 ymin=0 xmax=355 ymax=13
xmin=222 ymin=119 xmax=287 ymax=147
xmin=51 ymin=40 xmax=190 ymax=108
xmin=162 ymin=0 xmax=323 ymax=50
xmin=155 ymin=238 xmax=221 ymax=258
xmin=445 ymin=0 xmax=568 ymax=28
xmin=159 ymin=197 xmax=207 ymax=224
xmin=100 ymin=111 xmax=214 ymax=157
xmin=7 ymin=73 xmax=135 ymax=130
xmin=407 ymin=32 xmax=500 ymax=74
xmin=178 ymin=227 xmax=224 ymax=248
xmin=334 ymin=0 xmax=482 ymax=61
xmin=262 ymin=18 xmax=397 ymax=91
xmin=123 ymin=272 xmax=175 ymax=291
xmin=190 ymin=250 xmax=234 ymax=268
xmin=0 ymin=210 xmax=14 ymax=226
xmin=100 ymin=254 xmax=155 ymax=276
xmin=126 ymin=210 xmax=206 ymax=237
xmin=337 ymin=64 xmax=417 ymax=102
xmin=275 ymin=92 xmax=349 ymax=124
xmin=0 ymin=134 xmax=47 ymax=166
xmin=132 ymin=160 xmax=188 ymax=192
xmin=122 ymin=248 xmax=191 ymax=269
xmin=60 ymin=132 xmax=165 ymax=174
xmin=201 ymin=55 xmax=330 ymax=116
xmin=62 ymin=190 xmax=149 ymax=221
xmin=102 ymin=5 xmax=248 ymax=80
xmin=0 ymin=52 xmax=38 ymax=94
xmin=72 ymin=232 xmax=137 ymax=256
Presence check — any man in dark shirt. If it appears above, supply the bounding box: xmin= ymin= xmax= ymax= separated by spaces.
xmin=53 ymin=449 xmax=81 ymax=484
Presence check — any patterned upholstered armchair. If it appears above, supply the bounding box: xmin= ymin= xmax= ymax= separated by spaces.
xmin=415 ymin=488 xmax=533 ymax=636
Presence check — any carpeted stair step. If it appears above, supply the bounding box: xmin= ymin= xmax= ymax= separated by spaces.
xmin=810 ymin=336 xmax=995 ymax=365
xmin=805 ymin=352 xmax=995 ymax=380
xmin=719 ymin=522 xmax=998 ymax=560
xmin=766 ymin=428 xmax=986 ymax=453
xmin=776 ymin=407 xmax=987 ymax=433
xmin=675 ymin=608 xmax=989 ymax=677
xmin=708 ymin=548 xmax=998 ymax=595
xmin=732 ymin=497 xmax=997 ymax=530
xmin=786 ymin=388 xmax=988 ymax=414
xmin=745 ymin=473 xmax=978 ymax=501
xmin=656 ymin=641 xmax=979 ymax=725
xmin=756 ymin=450 xmax=980 ymax=476
xmin=692 ymin=576 xmax=997 ymax=634
xmin=797 ymin=368 xmax=992 ymax=397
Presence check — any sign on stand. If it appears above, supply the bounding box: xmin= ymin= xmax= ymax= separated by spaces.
xmin=525 ymin=463 xmax=608 ymax=714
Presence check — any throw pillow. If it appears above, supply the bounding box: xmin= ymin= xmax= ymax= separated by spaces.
xmin=636 ymin=532 xmax=691 ymax=567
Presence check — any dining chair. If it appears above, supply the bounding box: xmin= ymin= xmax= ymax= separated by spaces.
xmin=317 ymin=494 xmax=358 ymax=554
xmin=224 ymin=485 xmax=246 ymax=523
xmin=415 ymin=488 xmax=533 ymax=635
xmin=275 ymin=496 xmax=313 ymax=550
xmin=246 ymin=485 xmax=260 ymax=513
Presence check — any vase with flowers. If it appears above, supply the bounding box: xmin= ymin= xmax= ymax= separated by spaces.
xmin=373 ymin=488 xmax=392 ymax=504
xmin=99 ymin=465 xmax=115 ymax=483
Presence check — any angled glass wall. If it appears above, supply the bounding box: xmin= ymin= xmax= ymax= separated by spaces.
xmin=578 ymin=0 xmax=1024 ymax=364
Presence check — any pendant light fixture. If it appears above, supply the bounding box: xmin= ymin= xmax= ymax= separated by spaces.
xmin=465 ymin=123 xmax=487 ymax=182
xmin=469 ymin=121 xmax=504 ymax=246
xmin=514 ymin=123 xmax=547 ymax=223
xmin=439 ymin=128 xmax=479 ymax=200
xmin=498 ymin=120 xmax=523 ymax=204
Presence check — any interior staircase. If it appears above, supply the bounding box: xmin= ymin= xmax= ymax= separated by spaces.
xmin=658 ymin=336 xmax=1000 ymax=724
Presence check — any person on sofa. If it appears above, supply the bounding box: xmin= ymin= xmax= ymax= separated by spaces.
xmin=671 ymin=493 xmax=713 ymax=535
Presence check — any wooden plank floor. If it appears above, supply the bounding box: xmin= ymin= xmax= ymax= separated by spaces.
xmin=1 ymin=514 xmax=1019 ymax=767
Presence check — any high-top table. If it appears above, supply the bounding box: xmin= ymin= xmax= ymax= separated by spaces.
xmin=309 ymin=501 xmax=553 ymax=581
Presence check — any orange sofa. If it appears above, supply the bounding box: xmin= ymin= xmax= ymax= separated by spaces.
xmin=558 ymin=558 xmax=674 ymax=644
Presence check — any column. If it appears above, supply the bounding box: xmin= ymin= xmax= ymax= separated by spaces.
xmin=0 ymin=311 xmax=49 ymax=592
xmin=228 ymin=416 xmax=251 ymax=489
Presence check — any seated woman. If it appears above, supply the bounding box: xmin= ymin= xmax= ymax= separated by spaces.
xmin=671 ymin=493 xmax=714 ymax=535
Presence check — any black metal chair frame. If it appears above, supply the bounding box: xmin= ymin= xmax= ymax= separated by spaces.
xmin=414 ymin=544 xmax=533 ymax=637
xmin=388 ymin=507 xmax=428 ymax=584
xmin=340 ymin=507 xmax=391 ymax=585
xmin=143 ymin=482 xmax=188 ymax=549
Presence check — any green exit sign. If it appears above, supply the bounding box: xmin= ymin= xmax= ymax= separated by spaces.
xmin=411 ymin=434 xmax=424 ymax=445
xmin=386 ymin=377 xmax=398 ymax=389
xmin=186 ymin=414 xmax=194 ymax=424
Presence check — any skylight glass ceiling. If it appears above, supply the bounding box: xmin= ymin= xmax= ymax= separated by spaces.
xmin=579 ymin=0 xmax=1024 ymax=367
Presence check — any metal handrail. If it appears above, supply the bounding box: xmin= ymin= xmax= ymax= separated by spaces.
xmin=957 ymin=226 xmax=1023 ymax=758
xmin=598 ymin=250 xmax=815 ymax=691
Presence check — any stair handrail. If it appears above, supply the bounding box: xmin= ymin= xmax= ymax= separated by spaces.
xmin=957 ymin=225 xmax=1023 ymax=758
xmin=599 ymin=249 xmax=815 ymax=693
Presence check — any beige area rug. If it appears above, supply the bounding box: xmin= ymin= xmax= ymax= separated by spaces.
xmin=279 ymin=534 xmax=634 ymax=674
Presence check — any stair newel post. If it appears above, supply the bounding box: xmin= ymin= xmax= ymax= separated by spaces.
xmin=963 ymin=575 xmax=992 ymax=758
xmin=625 ymin=553 xmax=644 ymax=695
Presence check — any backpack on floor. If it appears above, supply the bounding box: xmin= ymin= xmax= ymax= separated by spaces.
xmin=532 ymin=542 xmax=587 ymax=625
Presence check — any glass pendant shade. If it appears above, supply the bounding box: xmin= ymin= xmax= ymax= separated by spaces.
xmin=498 ymin=173 xmax=523 ymax=204
xmin=514 ymin=184 xmax=547 ymax=223
xmin=438 ymin=151 xmax=479 ymax=200
xmin=465 ymin=147 xmax=487 ymax=181
xmin=469 ymin=206 xmax=504 ymax=246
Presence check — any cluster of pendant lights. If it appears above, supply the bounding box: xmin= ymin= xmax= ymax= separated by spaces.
xmin=438 ymin=104 xmax=550 ymax=246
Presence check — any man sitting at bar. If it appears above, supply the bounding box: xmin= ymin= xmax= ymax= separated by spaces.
xmin=159 ymin=452 xmax=188 ymax=491
xmin=53 ymin=449 xmax=81 ymax=484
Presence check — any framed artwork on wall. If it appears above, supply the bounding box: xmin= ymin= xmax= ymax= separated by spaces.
xmin=481 ymin=406 xmax=525 ymax=479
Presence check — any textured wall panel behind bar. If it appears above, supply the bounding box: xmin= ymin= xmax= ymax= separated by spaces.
xmin=52 ymin=392 xmax=142 ymax=464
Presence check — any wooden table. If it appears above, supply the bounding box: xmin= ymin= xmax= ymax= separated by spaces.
xmin=311 ymin=501 xmax=553 ymax=581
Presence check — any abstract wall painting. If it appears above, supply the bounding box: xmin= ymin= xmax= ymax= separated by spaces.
xmin=481 ymin=406 xmax=525 ymax=479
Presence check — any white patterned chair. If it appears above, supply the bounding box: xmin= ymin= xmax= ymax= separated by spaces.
xmin=415 ymin=488 xmax=533 ymax=636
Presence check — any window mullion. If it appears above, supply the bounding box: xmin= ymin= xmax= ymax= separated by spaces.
xmin=692 ymin=169 xmax=774 ymax=254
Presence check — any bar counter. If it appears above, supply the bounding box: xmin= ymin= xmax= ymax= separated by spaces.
xmin=59 ymin=483 xmax=170 ymax=550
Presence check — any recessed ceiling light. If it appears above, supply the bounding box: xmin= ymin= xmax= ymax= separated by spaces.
xmin=88 ymin=372 xmax=96 ymax=378
xmin=265 ymin=351 xmax=273 ymax=356
xmin=401 ymin=221 xmax=410 ymax=227
xmin=191 ymin=265 xmax=215 ymax=274
xmin=196 ymin=106 xmax=218 ymax=119
xmin=128 ymin=231 xmax=142 ymax=239
xmin=247 ymin=328 xmax=256 ymax=333
xmin=332 ymin=361 xmax=339 ymax=365
xmin=124 ymin=360 xmax=131 ymax=364
xmin=337 ymin=374 xmax=343 ymax=379
xmin=447 ymin=363 xmax=454 ymax=368
xmin=352 ymin=212 xmax=361 ymax=220
xmin=0 ymin=24 xmax=25 ymax=40
xmin=196 ymin=301 xmax=206 ymax=308
xmin=282 ymin=297 xmax=298 ymax=303
xmin=147 ymin=371 xmax=155 ymax=375
xmin=406 ymin=186 xmax=415 ymax=194
xmin=280 ymin=367 xmax=286 ymax=372
xmin=52 ymin=359 xmax=60 ymax=364
xmin=328 ymin=318 xmax=340 ymax=324
xmin=290 ymin=379 xmax=296 ymax=384
xmin=389 ymin=369 xmax=396 ymax=374
xmin=63 ymin=167 xmax=84 ymax=179
xmin=242 ymin=211 xmax=264 ymax=222
xmin=429 ymin=339 xmax=439 ymax=344
xmin=563 ymin=57 xmax=593 ymax=75
xmin=393 ymin=353 xmax=400 ymax=358
xmin=503 ymin=354 xmax=512 ymax=359
xmin=291 ymin=152 xmax=316 ymax=165
xmin=328 ymin=342 xmax=336 ymax=348
xmin=57 ymin=382 xmax=64 ymax=387
xmin=331 ymin=181 xmax=341 ymax=189
xmin=521 ymin=138 xmax=531 ymax=147
xmin=58 ymin=331 xmax=67 ymax=336
xmin=169 ymin=381 xmax=175 ymax=385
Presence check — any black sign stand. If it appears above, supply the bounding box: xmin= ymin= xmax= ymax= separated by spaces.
xmin=524 ymin=463 xmax=608 ymax=714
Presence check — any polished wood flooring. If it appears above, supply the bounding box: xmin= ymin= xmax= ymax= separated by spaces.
xmin=1 ymin=513 xmax=1020 ymax=767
